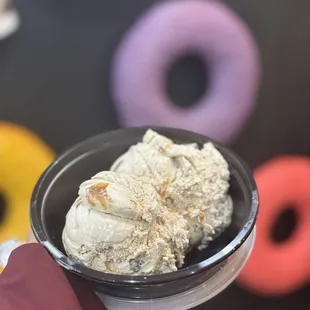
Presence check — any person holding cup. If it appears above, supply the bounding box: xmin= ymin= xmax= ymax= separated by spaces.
xmin=0 ymin=230 xmax=107 ymax=310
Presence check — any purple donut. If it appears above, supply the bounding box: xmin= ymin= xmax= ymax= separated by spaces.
xmin=112 ymin=0 xmax=260 ymax=143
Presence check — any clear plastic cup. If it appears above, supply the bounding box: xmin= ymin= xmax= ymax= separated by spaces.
xmin=30 ymin=127 xmax=258 ymax=309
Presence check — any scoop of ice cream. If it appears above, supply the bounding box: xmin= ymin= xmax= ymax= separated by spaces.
xmin=62 ymin=171 xmax=189 ymax=275
xmin=111 ymin=129 xmax=233 ymax=250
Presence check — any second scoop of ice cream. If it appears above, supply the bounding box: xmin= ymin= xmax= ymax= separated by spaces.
xmin=62 ymin=171 xmax=189 ymax=275
xmin=111 ymin=129 xmax=233 ymax=250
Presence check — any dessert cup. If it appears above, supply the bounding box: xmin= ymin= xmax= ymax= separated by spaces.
xmin=30 ymin=127 xmax=258 ymax=309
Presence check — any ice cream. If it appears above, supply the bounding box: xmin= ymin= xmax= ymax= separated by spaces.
xmin=62 ymin=171 xmax=189 ymax=275
xmin=62 ymin=129 xmax=233 ymax=275
xmin=111 ymin=129 xmax=233 ymax=250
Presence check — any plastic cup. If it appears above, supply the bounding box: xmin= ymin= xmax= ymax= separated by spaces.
xmin=30 ymin=127 xmax=258 ymax=310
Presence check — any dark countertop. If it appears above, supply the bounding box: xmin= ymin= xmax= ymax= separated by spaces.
xmin=0 ymin=0 xmax=309 ymax=309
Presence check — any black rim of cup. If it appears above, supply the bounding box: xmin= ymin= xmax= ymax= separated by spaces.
xmin=30 ymin=126 xmax=258 ymax=286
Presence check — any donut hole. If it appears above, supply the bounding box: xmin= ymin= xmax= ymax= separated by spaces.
xmin=0 ymin=193 xmax=6 ymax=224
xmin=271 ymin=206 xmax=298 ymax=243
xmin=166 ymin=54 xmax=209 ymax=109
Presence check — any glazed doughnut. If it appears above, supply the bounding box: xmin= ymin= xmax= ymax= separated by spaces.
xmin=238 ymin=157 xmax=310 ymax=295
xmin=112 ymin=0 xmax=260 ymax=143
xmin=0 ymin=122 xmax=54 ymax=245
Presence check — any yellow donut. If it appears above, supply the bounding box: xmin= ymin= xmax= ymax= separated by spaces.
xmin=0 ymin=122 xmax=54 ymax=246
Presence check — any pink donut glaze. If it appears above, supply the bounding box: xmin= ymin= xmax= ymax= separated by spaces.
xmin=112 ymin=0 xmax=260 ymax=143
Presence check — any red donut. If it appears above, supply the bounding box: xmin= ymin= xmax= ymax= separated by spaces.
xmin=238 ymin=157 xmax=310 ymax=295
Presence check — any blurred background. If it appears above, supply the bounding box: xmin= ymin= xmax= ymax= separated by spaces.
xmin=1 ymin=0 xmax=310 ymax=309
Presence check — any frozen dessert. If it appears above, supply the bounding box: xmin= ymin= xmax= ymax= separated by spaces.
xmin=62 ymin=171 xmax=189 ymax=275
xmin=111 ymin=129 xmax=233 ymax=250
xmin=62 ymin=129 xmax=233 ymax=275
